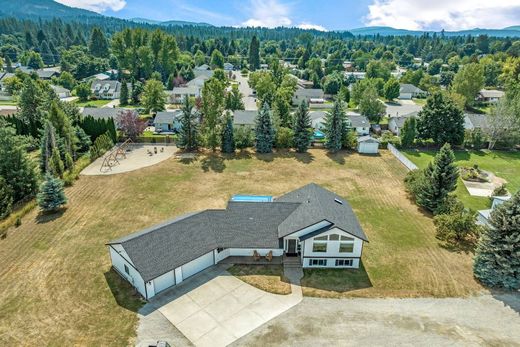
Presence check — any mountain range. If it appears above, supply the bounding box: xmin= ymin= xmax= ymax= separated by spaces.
xmin=1 ymin=0 xmax=520 ymax=37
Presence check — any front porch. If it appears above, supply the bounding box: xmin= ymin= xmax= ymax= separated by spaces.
xmin=218 ymin=255 xmax=283 ymax=265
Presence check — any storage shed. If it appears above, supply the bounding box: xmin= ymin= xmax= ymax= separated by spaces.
xmin=357 ymin=136 xmax=380 ymax=154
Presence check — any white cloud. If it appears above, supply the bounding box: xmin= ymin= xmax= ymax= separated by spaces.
xmin=297 ymin=23 xmax=327 ymax=31
xmin=55 ymin=0 xmax=126 ymax=13
xmin=241 ymin=0 xmax=292 ymax=28
xmin=365 ymin=0 xmax=520 ymax=31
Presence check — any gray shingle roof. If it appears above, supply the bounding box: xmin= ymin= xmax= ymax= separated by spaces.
xmin=400 ymin=84 xmax=425 ymax=94
xmin=293 ymin=88 xmax=324 ymax=99
xmin=465 ymin=113 xmax=489 ymax=129
xmin=91 ymin=79 xmax=120 ymax=93
xmin=348 ymin=115 xmax=370 ymax=128
xmin=81 ymin=107 xmax=127 ymax=120
xmin=233 ymin=110 xmax=257 ymax=126
xmin=275 ymin=183 xmax=368 ymax=241
xmin=358 ymin=135 xmax=380 ymax=143
xmin=154 ymin=110 xmax=182 ymax=125
xmin=479 ymin=89 xmax=504 ymax=98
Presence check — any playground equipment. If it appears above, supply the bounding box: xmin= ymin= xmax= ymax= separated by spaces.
xmin=100 ymin=138 xmax=133 ymax=172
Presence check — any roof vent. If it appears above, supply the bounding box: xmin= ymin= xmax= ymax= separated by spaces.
xmin=334 ymin=198 xmax=344 ymax=205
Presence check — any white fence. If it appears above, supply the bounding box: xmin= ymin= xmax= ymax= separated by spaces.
xmin=387 ymin=144 xmax=418 ymax=171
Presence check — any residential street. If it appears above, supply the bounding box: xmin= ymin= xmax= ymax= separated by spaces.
xmin=234 ymin=73 xmax=257 ymax=110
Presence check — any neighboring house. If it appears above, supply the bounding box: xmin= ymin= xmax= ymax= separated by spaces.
xmin=292 ymin=88 xmax=325 ymax=106
xmin=310 ymin=111 xmax=327 ymax=130
xmin=477 ymin=89 xmax=504 ymax=103
xmin=107 ymin=183 xmax=368 ymax=299
xmin=224 ymin=62 xmax=234 ymax=71
xmin=478 ymin=196 xmax=511 ymax=227
xmin=154 ymin=110 xmax=183 ymax=133
xmin=399 ymin=84 xmax=426 ymax=99
xmin=18 ymin=66 xmax=59 ymax=79
xmin=260 ymin=63 xmax=269 ymax=70
xmin=464 ymin=113 xmax=489 ymax=131
xmin=348 ymin=115 xmax=370 ymax=136
xmin=388 ymin=112 xmax=418 ymax=136
xmin=288 ymin=74 xmax=314 ymax=89
xmin=193 ymin=64 xmax=213 ymax=79
xmin=91 ymin=80 xmax=122 ymax=100
xmin=81 ymin=107 xmax=127 ymax=121
xmin=357 ymin=136 xmax=380 ymax=154
xmin=233 ymin=110 xmax=257 ymax=127
xmin=345 ymin=71 xmax=366 ymax=80
xmin=0 ymin=72 xmax=15 ymax=92
xmin=168 ymin=85 xmax=201 ymax=104
xmin=50 ymin=85 xmax=71 ymax=99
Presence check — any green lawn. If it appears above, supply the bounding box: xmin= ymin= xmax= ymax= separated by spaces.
xmin=402 ymin=149 xmax=520 ymax=210
xmin=74 ymin=99 xmax=112 ymax=107
xmin=412 ymin=98 xmax=427 ymax=106
xmin=0 ymin=100 xmax=17 ymax=105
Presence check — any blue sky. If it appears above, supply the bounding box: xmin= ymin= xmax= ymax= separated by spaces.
xmin=57 ymin=0 xmax=520 ymax=31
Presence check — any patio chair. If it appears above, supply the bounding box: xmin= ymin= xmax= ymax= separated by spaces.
xmin=265 ymin=250 xmax=273 ymax=262
xmin=253 ymin=250 xmax=260 ymax=261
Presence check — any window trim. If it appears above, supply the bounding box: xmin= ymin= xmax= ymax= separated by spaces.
xmin=312 ymin=242 xmax=327 ymax=253
xmin=124 ymin=264 xmax=130 ymax=275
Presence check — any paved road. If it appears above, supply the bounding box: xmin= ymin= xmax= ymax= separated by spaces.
xmin=234 ymin=73 xmax=257 ymax=110
xmin=233 ymin=294 xmax=520 ymax=347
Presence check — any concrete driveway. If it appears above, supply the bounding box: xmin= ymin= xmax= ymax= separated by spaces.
xmin=136 ymin=265 xmax=302 ymax=347
xmin=384 ymin=100 xmax=423 ymax=118
xmin=234 ymin=74 xmax=257 ymax=110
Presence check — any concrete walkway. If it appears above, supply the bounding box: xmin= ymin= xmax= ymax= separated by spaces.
xmin=136 ymin=265 xmax=302 ymax=347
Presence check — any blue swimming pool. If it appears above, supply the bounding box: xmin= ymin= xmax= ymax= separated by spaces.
xmin=231 ymin=195 xmax=273 ymax=202
xmin=313 ymin=130 xmax=325 ymax=140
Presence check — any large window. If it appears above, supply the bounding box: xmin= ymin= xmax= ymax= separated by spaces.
xmin=335 ymin=259 xmax=354 ymax=267
xmin=310 ymin=259 xmax=327 ymax=266
xmin=339 ymin=243 xmax=354 ymax=253
xmin=312 ymin=242 xmax=327 ymax=252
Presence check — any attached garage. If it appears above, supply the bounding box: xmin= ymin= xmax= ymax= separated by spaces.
xmin=181 ymin=251 xmax=214 ymax=280
xmin=153 ymin=270 xmax=175 ymax=294
xmin=357 ymin=136 xmax=380 ymax=154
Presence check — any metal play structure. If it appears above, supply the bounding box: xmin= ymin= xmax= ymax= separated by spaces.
xmin=99 ymin=138 xmax=134 ymax=172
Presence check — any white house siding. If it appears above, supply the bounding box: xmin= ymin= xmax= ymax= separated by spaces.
xmin=214 ymin=248 xmax=231 ymax=263
xmin=358 ymin=142 xmax=379 ymax=154
xmin=399 ymin=92 xmax=413 ymax=100
xmin=181 ymin=251 xmax=215 ymax=279
xmin=300 ymin=227 xmax=363 ymax=269
xmin=354 ymin=127 xmax=369 ymax=136
xmin=109 ymin=246 xmax=147 ymax=298
xmin=388 ymin=119 xmax=399 ymax=135
xmin=175 ymin=267 xmax=183 ymax=285
xmin=153 ymin=270 xmax=176 ymax=294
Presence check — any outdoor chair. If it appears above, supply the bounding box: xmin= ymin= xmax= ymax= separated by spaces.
xmin=253 ymin=250 xmax=260 ymax=261
xmin=265 ymin=250 xmax=273 ymax=262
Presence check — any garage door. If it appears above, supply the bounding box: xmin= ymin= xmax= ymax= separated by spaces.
xmin=153 ymin=271 xmax=175 ymax=294
xmin=181 ymin=251 xmax=214 ymax=279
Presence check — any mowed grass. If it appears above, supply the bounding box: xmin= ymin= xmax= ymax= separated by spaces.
xmin=402 ymin=149 xmax=520 ymax=210
xmin=0 ymin=149 xmax=482 ymax=345
xmin=228 ymin=265 xmax=291 ymax=295
xmin=74 ymin=99 xmax=112 ymax=107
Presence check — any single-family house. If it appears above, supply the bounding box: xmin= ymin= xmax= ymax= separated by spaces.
xmin=388 ymin=111 xmax=418 ymax=136
xmin=154 ymin=110 xmax=183 ymax=133
xmin=107 ymin=183 xmax=368 ymax=299
xmin=81 ymin=107 xmax=127 ymax=121
xmin=233 ymin=110 xmax=257 ymax=127
xmin=348 ymin=115 xmax=370 ymax=136
xmin=51 ymin=85 xmax=71 ymax=99
xmin=464 ymin=113 xmax=489 ymax=131
xmin=193 ymin=64 xmax=213 ymax=79
xmin=477 ymin=196 xmax=511 ymax=227
xmin=168 ymin=85 xmax=201 ymax=104
xmin=17 ymin=66 xmax=59 ymax=80
xmin=357 ymin=136 xmax=380 ymax=154
xmin=292 ymin=88 xmax=325 ymax=106
xmin=310 ymin=111 xmax=327 ymax=130
xmin=477 ymin=89 xmax=504 ymax=103
xmin=91 ymin=80 xmax=123 ymax=100
xmin=399 ymin=84 xmax=426 ymax=99
xmin=224 ymin=62 xmax=234 ymax=71
xmin=0 ymin=72 xmax=15 ymax=92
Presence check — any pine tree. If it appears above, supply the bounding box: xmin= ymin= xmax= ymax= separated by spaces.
xmin=178 ymin=97 xmax=199 ymax=151
xmin=50 ymin=148 xmax=65 ymax=178
xmin=37 ymin=173 xmax=67 ymax=213
xmin=474 ymin=191 xmax=520 ymax=290
xmin=0 ymin=177 xmax=13 ymax=220
xmin=400 ymin=117 xmax=417 ymax=148
xmin=18 ymin=78 xmax=43 ymax=138
xmin=255 ymin=102 xmax=275 ymax=153
xmin=88 ymin=27 xmax=109 ymax=58
xmin=40 ymin=121 xmax=62 ymax=174
xmin=248 ymin=35 xmax=260 ymax=71
xmin=0 ymin=122 xmax=38 ymax=203
xmin=48 ymin=101 xmax=76 ymax=158
xmin=416 ymin=143 xmax=459 ymax=213
xmin=120 ymin=80 xmax=129 ymax=106
xmin=221 ymin=112 xmax=235 ymax=153
xmin=324 ymin=100 xmax=347 ymax=153
xmin=293 ymin=100 xmax=312 ymax=153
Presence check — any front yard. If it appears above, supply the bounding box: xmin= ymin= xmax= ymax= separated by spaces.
xmin=228 ymin=265 xmax=291 ymax=295
xmin=402 ymin=149 xmax=520 ymax=210
xmin=74 ymin=99 xmax=112 ymax=107
xmin=0 ymin=149 xmax=482 ymax=345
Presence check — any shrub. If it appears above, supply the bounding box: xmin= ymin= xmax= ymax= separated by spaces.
xmin=342 ymin=130 xmax=358 ymax=150
xmin=275 ymin=127 xmax=294 ymax=149
xmin=234 ymin=126 xmax=254 ymax=149
xmin=491 ymin=184 xmax=508 ymax=197
xmin=434 ymin=205 xmax=480 ymax=243
xmin=0 ymin=177 xmax=13 ymax=220
xmin=404 ymin=169 xmax=427 ymax=199
xmin=379 ymin=131 xmax=401 ymax=149
xmin=37 ymin=174 xmax=67 ymax=213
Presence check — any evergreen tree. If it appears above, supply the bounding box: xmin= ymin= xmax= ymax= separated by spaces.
xmin=201 ymin=78 xmax=225 ymax=151
xmin=120 ymin=80 xmax=129 ymax=106
xmin=5 ymin=55 xmax=13 ymax=73
xmin=221 ymin=112 xmax=235 ymax=153
xmin=131 ymin=80 xmax=143 ymax=104
xmin=0 ymin=177 xmax=13 ymax=220
xmin=40 ymin=40 xmax=54 ymax=66
xmin=37 ymin=173 xmax=67 ymax=213
xmin=88 ymin=27 xmax=109 ymax=58
xmin=178 ymin=97 xmax=199 ymax=151
xmin=255 ymin=102 xmax=275 ymax=153
xmin=18 ymin=78 xmax=43 ymax=137
xmin=417 ymin=92 xmax=465 ymax=146
xmin=248 ymin=35 xmax=260 ymax=71
xmin=416 ymin=143 xmax=459 ymax=213
xmin=50 ymin=147 xmax=65 ymax=178
xmin=293 ymin=100 xmax=312 ymax=153
xmin=324 ymin=100 xmax=347 ymax=153
xmin=40 ymin=120 xmax=61 ymax=174
xmin=47 ymin=101 xmax=76 ymax=160
xmin=400 ymin=117 xmax=417 ymax=148
xmin=474 ymin=191 xmax=520 ymax=290
xmin=0 ymin=122 xmax=38 ymax=203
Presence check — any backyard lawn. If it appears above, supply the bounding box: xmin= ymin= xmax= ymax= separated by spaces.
xmin=74 ymin=99 xmax=112 ymax=107
xmin=0 ymin=149 xmax=482 ymax=345
xmin=402 ymin=149 xmax=520 ymax=211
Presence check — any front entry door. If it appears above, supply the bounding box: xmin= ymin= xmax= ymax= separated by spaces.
xmin=287 ymin=239 xmax=297 ymax=255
